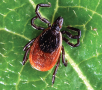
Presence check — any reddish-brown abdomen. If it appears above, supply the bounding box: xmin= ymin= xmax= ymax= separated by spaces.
xmin=29 ymin=30 xmax=62 ymax=71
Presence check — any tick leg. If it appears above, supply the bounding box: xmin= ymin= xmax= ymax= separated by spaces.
xmin=31 ymin=3 xmax=51 ymax=30
xmin=31 ymin=16 xmax=45 ymax=30
xmin=52 ymin=55 xmax=60 ymax=85
xmin=23 ymin=38 xmax=36 ymax=51
xmin=61 ymin=26 xmax=81 ymax=39
xmin=67 ymin=26 xmax=81 ymax=38
xmin=22 ymin=48 xmax=30 ymax=65
xmin=36 ymin=4 xmax=51 ymax=27
xmin=62 ymin=46 xmax=67 ymax=67
xmin=22 ymin=38 xmax=35 ymax=65
xmin=62 ymin=37 xmax=80 ymax=47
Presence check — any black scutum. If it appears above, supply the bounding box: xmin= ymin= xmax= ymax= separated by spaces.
xmin=39 ymin=29 xmax=60 ymax=53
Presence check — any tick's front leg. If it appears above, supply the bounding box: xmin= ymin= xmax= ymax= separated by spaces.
xmin=31 ymin=3 xmax=51 ymax=30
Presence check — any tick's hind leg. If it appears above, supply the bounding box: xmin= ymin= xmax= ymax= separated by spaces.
xmin=22 ymin=48 xmax=30 ymax=65
xmin=22 ymin=38 xmax=35 ymax=65
xmin=31 ymin=3 xmax=51 ymax=30
xmin=23 ymin=38 xmax=35 ymax=51
xmin=52 ymin=55 xmax=60 ymax=85
xmin=62 ymin=46 xmax=67 ymax=66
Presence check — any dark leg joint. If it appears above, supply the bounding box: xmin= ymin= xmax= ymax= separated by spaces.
xmin=22 ymin=48 xmax=30 ymax=65
xmin=52 ymin=75 xmax=55 ymax=85
xmin=62 ymin=37 xmax=80 ymax=47
xmin=23 ymin=38 xmax=36 ymax=51
xmin=62 ymin=46 xmax=67 ymax=67
xmin=35 ymin=3 xmax=51 ymax=27
xmin=52 ymin=55 xmax=60 ymax=85
xmin=67 ymin=26 xmax=81 ymax=38
xmin=31 ymin=16 xmax=45 ymax=30
xmin=61 ymin=28 xmax=81 ymax=39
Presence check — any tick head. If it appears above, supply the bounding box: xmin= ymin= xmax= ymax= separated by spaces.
xmin=52 ymin=17 xmax=63 ymax=31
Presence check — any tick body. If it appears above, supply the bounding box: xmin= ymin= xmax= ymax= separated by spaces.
xmin=22 ymin=3 xmax=81 ymax=85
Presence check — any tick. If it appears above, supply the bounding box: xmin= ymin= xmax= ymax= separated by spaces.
xmin=22 ymin=3 xmax=81 ymax=85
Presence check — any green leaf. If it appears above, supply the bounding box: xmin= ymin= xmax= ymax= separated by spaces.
xmin=0 ymin=0 xmax=102 ymax=90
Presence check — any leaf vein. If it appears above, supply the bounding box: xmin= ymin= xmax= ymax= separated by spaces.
xmin=65 ymin=52 xmax=94 ymax=90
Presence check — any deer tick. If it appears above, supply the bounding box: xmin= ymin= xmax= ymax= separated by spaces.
xmin=22 ymin=3 xmax=81 ymax=85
